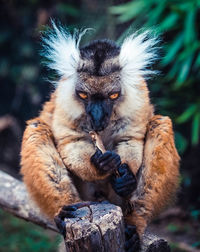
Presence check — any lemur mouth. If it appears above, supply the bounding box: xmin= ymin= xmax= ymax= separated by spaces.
xmin=91 ymin=124 xmax=105 ymax=132
xmin=90 ymin=118 xmax=110 ymax=132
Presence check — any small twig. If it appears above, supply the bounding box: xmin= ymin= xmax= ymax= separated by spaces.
xmin=89 ymin=131 xmax=120 ymax=177
xmin=89 ymin=131 xmax=106 ymax=153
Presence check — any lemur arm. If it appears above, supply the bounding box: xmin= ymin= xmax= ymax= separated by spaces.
xmin=56 ymin=137 xmax=111 ymax=182
xmin=115 ymin=137 xmax=144 ymax=175
xmin=20 ymin=118 xmax=80 ymax=219
xmin=125 ymin=115 xmax=180 ymax=235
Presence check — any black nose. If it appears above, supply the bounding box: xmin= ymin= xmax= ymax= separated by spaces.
xmin=86 ymin=101 xmax=109 ymax=132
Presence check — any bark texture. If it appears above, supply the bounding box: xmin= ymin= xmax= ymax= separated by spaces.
xmin=0 ymin=170 xmax=56 ymax=232
xmin=0 ymin=170 xmax=170 ymax=251
xmin=64 ymin=202 xmax=125 ymax=252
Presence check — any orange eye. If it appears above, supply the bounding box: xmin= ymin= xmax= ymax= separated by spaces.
xmin=109 ymin=93 xmax=119 ymax=100
xmin=78 ymin=92 xmax=88 ymax=99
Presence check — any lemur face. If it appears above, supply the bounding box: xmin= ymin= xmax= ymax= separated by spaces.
xmin=42 ymin=22 xmax=158 ymax=130
xmin=75 ymin=76 xmax=121 ymax=131
xmin=74 ymin=40 xmax=122 ymax=131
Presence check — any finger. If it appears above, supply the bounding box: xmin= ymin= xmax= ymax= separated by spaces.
xmin=111 ymin=174 xmax=134 ymax=185
xmin=101 ymin=160 xmax=121 ymax=172
xmin=99 ymin=151 xmax=113 ymax=162
xmin=99 ymin=154 xmax=121 ymax=168
xmin=99 ymin=156 xmax=116 ymax=169
xmin=91 ymin=149 xmax=102 ymax=162
xmin=95 ymin=148 xmax=103 ymax=157
xmin=113 ymin=179 xmax=137 ymax=190
xmin=109 ymin=155 xmax=121 ymax=167
xmin=58 ymin=209 xmax=76 ymax=219
xmin=118 ymin=163 xmax=129 ymax=176
xmin=62 ymin=205 xmax=77 ymax=211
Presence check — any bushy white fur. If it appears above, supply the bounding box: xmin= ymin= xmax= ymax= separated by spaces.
xmin=56 ymin=77 xmax=84 ymax=121
xmin=41 ymin=23 xmax=158 ymax=86
xmin=119 ymin=31 xmax=159 ymax=86
xmin=41 ymin=21 xmax=87 ymax=78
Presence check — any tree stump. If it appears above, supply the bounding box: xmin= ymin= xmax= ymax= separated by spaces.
xmin=63 ymin=202 xmax=171 ymax=252
xmin=64 ymin=202 xmax=124 ymax=252
xmin=0 ymin=170 xmax=171 ymax=251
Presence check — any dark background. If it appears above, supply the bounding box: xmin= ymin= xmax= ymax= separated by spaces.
xmin=0 ymin=0 xmax=200 ymax=251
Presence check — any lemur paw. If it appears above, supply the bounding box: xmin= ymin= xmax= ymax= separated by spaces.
xmin=110 ymin=163 xmax=137 ymax=198
xmin=91 ymin=149 xmax=121 ymax=174
xmin=54 ymin=205 xmax=77 ymax=237
xmin=125 ymin=225 xmax=140 ymax=252
xmin=54 ymin=202 xmax=97 ymax=237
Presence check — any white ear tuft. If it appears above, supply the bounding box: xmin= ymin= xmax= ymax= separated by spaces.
xmin=119 ymin=31 xmax=159 ymax=85
xmin=41 ymin=21 xmax=87 ymax=78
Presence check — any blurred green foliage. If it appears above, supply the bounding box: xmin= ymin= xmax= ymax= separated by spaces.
xmin=111 ymin=0 xmax=200 ymax=153
xmin=1 ymin=0 xmax=200 ymax=250
xmin=0 ymin=0 xmax=118 ymax=124
xmin=0 ymin=209 xmax=60 ymax=252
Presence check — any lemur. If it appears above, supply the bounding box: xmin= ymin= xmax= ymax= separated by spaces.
xmin=21 ymin=22 xmax=180 ymax=251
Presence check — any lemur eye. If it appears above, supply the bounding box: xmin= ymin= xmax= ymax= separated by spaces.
xmin=109 ymin=93 xmax=120 ymax=100
xmin=78 ymin=92 xmax=88 ymax=100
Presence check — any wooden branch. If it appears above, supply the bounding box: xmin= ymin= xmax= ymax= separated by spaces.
xmin=0 ymin=170 xmax=170 ymax=251
xmin=0 ymin=170 xmax=57 ymax=232
xmin=141 ymin=233 xmax=171 ymax=252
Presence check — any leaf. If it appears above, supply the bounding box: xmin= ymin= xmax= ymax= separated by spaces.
xmin=114 ymin=2 xmax=147 ymax=23
xmin=176 ymin=104 xmax=197 ymax=124
xmin=184 ymin=8 xmax=197 ymax=45
xmin=157 ymin=12 xmax=179 ymax=32
xmin=167 ymin=58 xmax=182 ymax=80
xmin=183 ymin=175 xmax=191 ymax=187
xmin=192 ymin=241 xmax=200 ymax=248
xmin=110 ymin=2 xmax=132 ymax=15
xmin=175 ymin=54 xmax=194 ymax=88
xmin=176 ymin=41 xmax=200 ymax=63
xmin=190 ymin=209 xmax=200 ymax=220
xmin=147 ymin=2 xmax=166 ymax=26
xmin=191 ymin=112 xmax=200 ymax=145
xmin=167 ymin=223 xmax=179 ymax=233
xmin=175 ymin=131 xmax=188 ymax=154
xmin=56 ymin=3 xmax=80 ymax=17
xmin=161 ymin=33 xmax=184 ymax=66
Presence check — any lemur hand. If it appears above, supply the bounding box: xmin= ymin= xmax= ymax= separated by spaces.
xmin=91 ymin=149 xmax=121 ymax=174
xmin=110 ymin=163 xmax=137 ymax=198
xmin=54 ymin=202 xmax=97 ymax=238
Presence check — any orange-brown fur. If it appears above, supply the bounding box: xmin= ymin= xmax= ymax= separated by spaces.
xmin=126 ymin=115 xmax=180 ymax=234
xmin=21 ymin=85 xmax=180 ymax=235
xmin=21 ymin=118 xmax=80 ymax=218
